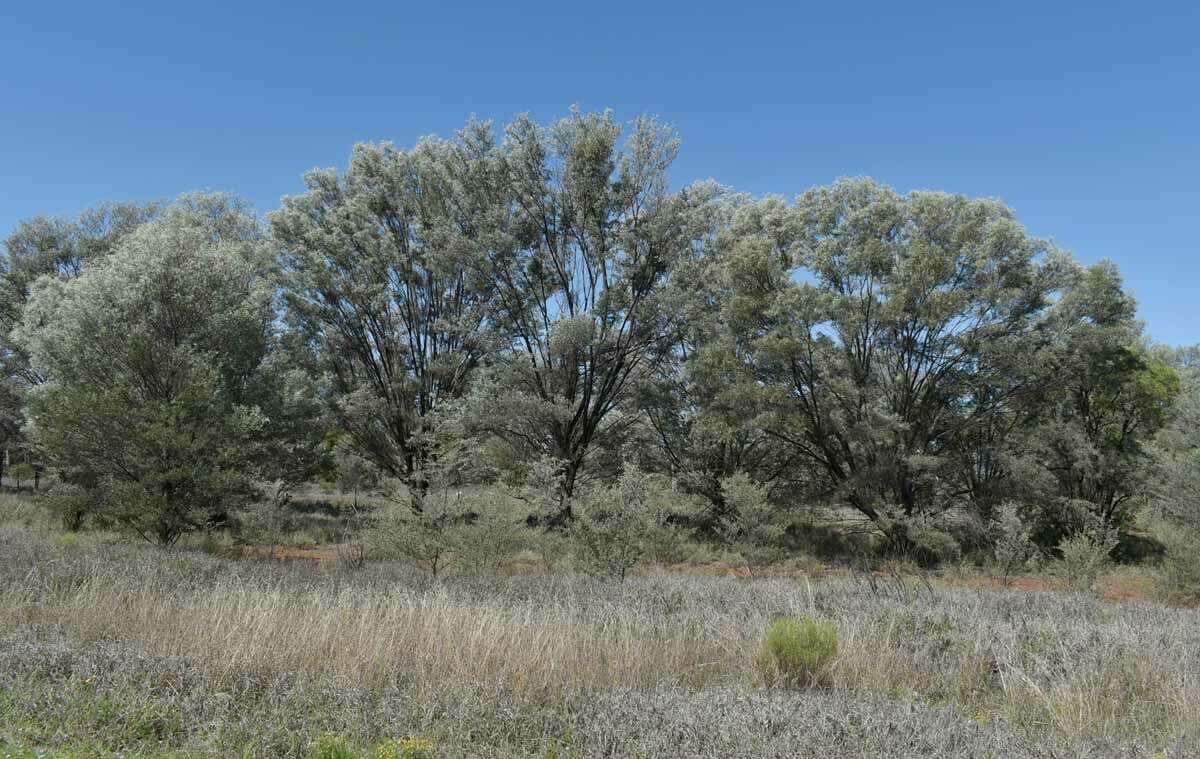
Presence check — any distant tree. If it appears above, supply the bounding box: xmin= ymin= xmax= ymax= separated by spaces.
xmin=335 ymin=442 xmax=381 ymax=510
xmin=990 ymin=502 xmax=1038 ymax=584
xmin=466 ymin=110 xmax=719 ymax=522
xmin=639 ymin=188 xmax=799 ymax=533
xmin=711 ymin=179 xmax=1061 ymax=548
xmin=1152 ymin=345 xmax=1200 ymax=526
xmin=15 ymin=195 xmax=279 ymax=545
xmin=1 ymin=201 xmax=163 ymax=489
xmin=271 ymin=126 xmax=496 ymax=506
xmin=1021 ymin=262 xmax=1179 ymax=542
xmin=0 ymin=381 xmax=19 ymax=486
xmin=571 ymin=463 xmax=674 ymax=581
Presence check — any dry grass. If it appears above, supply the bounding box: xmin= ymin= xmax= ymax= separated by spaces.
xmin=1 ymin=524 xmax=1198 ymax=756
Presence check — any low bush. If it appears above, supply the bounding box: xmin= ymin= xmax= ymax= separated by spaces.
xmin=1055 ymin=517 xmax=1119 ymax=591
xmin=1156 ymin=526 xmax=1200 ymax=604
xmin=990 ymin=502 xmax=1038 ymax=584
xmin=571 ymin=464 xmax=673 ymax=581
xmin=754 ymin=616 xmax=838 ymax=687
xmin=311 ymin=733 xmax=357 ymax=759
xmin=377 ymin=737 xmax=436 ymax=759
xmin=715 ymin=473 xmax=790 ymax=574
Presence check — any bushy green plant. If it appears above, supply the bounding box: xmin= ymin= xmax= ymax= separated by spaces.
xmin=754 ymin=616 xmax=838 ymax=687
xmin=370 ymin=495 xmax=464 ymax=579
xmin=310 ymin=732 xmax=357 ymax=759
xmin=990 ymin=502 xmax=1038 ymax=584
xmin=1055 ymin=516 xmax=1119 ymax=591
xmin=369 ymin=433 xmax=513 ymax=577
xmin=571 ymin=463 xmax=672 ymax=581
xmin=1156 ymin=525 xmax=1200 ymax=604
xmin=376 ymin=736 xmax=436 ymax=759
xmin=454 ymin=497 xmax=526 ymax=575
xmin=7 ymin=463 xmax=38 ymax=492
xmin=715 ymin=473 xmax=789 ymax=575
xmin=43 ymin=482 xmax=101 ymax=532
xmin=904 ymin=515 xmax=962 ymax=568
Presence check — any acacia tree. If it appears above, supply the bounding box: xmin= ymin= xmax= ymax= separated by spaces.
xmin=467 ymin=110 xmax=717 ymax=522
xmin=1 ymin=202 xmax=162 ymax=486
xmin=16 ymin=195 xmax=279 ymax=544
xmin=640 ymin=191 xmax=801 ymax=531
xmin=1021 ymin=262 xmax=1179 ymax=539
xmin=713 ymin=179 xmax=1061 ymax=546
xmin=1154 ymin=346 xmax=1200 ymax=524
xmin=271 ymin=126 xmax=496 ymax=505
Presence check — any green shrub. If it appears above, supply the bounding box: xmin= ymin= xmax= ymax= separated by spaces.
xmin=990 ymin=502 xmax=1038 ymax=583
xmin=715 ymin=473 xmax=790 ymax=574
xmin=311 ymin=733 xmax=358 ymax=759
xmin=454 ymin=499 xmax=527 ymax=575
xmin=754 ymin=616 xmax=838 ymax=687
xmin=571 ymin=464 xmax=673 ymax=581
xmin=1055 ymin=516 xmax=1119 ymax=591
xmin=376 ymin=737 xmax=436 ymax=759
xmin=1157 ymin=526 xmax=1200 ymax=604
xmin=43 ymin=483 xmax=101 ymax=531
xmin=904 ymin=516 xmax=962 ymax=568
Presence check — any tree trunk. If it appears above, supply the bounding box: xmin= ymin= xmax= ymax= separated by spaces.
xmin=549 ymin=458 xmax=581 ymax=527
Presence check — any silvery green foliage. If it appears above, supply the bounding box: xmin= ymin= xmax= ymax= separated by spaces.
xmin=0 ymin=200 xmax=163 ymax=483
xmin=465 ymin=110 xmax=722 ymax=517
xmin=1055 ymin=514 xmax=1119 ymax=591
xmin=13 ymin=194 xmax=277 ymax=544
xmin=571 ymin=463 xmax=674 ymax=580
xmin=709 ymin=179 xmax=1065 ymax=541
xmin=715 ymin=472 xmax=789 ymax=571
xmin=270 ymin=125 xmax=498 ymax=488
xmin=1153 ymin=345 xmax=1200 ymax=525
xmin=369 ymin=422 xmax=518 ymax=578
xmin=991 ymin=502 xmax=1038 ymax=583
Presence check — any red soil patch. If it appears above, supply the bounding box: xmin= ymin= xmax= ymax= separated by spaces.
xmin=242 ymin=544 xmax=349 ymax=563
xmin=239 ymin=547 xmax=1157 ymax=605
xmin=945 ymin=575 xmax=1061 ymax=593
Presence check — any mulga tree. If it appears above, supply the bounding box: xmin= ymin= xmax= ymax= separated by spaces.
xmin=468 ymin=110 xmax=717 ymax=522
xmin=16 ymin=195 xmax=281 ymax=544
xmin=713 ymin=179 xmax=1061 ymax=547
xmin=1153 ymin=345 xmax=1200 ymax=525
xmin=649 ymin=190 xmax=815 ymax=532
xmin=271 ymin=125 xmax=497 ymax=507
xmin=1 ymin=201 xmax=162 ymax=487
xmin=1022 ymin=262 xmax=1179 ymax=541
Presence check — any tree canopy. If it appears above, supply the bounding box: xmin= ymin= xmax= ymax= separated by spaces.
xmin=0 ymin=110 xmax=1189 ymax=558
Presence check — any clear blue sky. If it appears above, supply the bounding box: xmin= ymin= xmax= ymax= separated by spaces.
xmin=2 ymin=1 xmax=1196 ymax=345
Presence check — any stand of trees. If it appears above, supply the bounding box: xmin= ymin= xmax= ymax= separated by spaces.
xmin=1 ymin=109 xmax=1192 ymax=561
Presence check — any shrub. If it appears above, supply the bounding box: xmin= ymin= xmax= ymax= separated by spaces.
xmin=990 ymin=502 xmax=1038 ymax=584
xmin=754 ymin=616 xmax=838 ymax=687
xmin=310 ymin=733 xmax=357 ymax=759
xmin=1157 ymin=525 xmax=1200 ymax=604
xmin=377 ymin=737 xmax=436 ymax=759
xmin=904 ymin=516 xmax=962 ymax=568
xmin=1055 ymin=516 xmax=1119 ymax=591
xmin=571 ymin=463 xmax=671 ymax=581
xmin=43 ymin=483 xmax=101 ymax=532
xmin=715 ymin=473 xmax=789 ymax=574
xmin=370 ymin=497 xmax=462 ymax=578
xmin=454 ymin=498 xmax=527 ymax=575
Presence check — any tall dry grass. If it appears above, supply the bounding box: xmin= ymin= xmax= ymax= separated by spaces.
xmin=2 ymin=525 xmax=1198 ymax=755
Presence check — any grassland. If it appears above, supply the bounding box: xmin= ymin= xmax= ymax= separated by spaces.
xmin=1 ymin=493 xmax=1198 ymax=757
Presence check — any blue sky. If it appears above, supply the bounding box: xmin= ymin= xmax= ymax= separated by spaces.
xmin=2 ymin=1 xmax=1197 ymax=345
